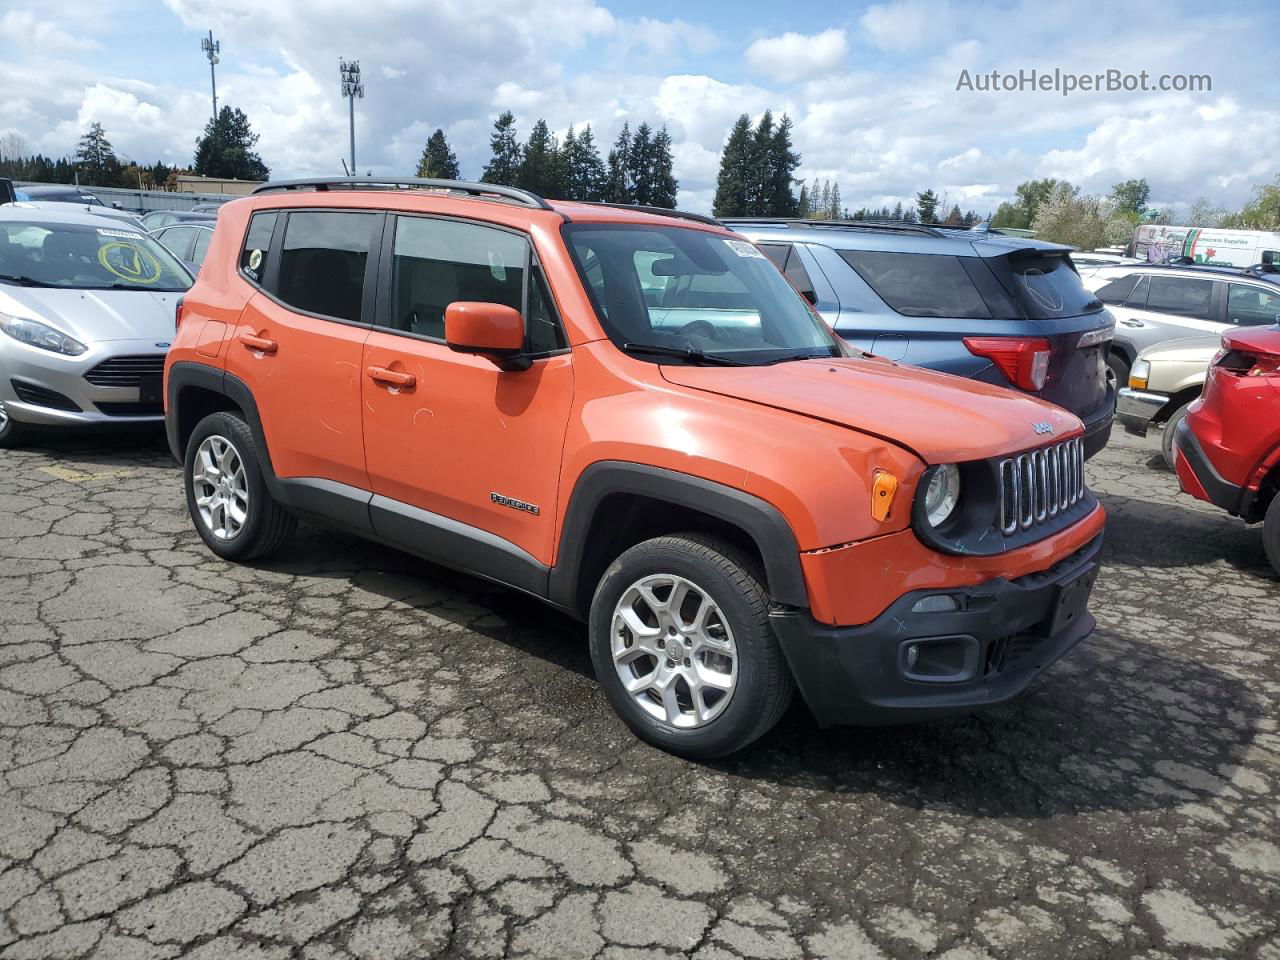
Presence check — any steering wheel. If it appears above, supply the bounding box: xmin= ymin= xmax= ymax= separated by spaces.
xmin=676 ymin=319 xmax=730 ymax=344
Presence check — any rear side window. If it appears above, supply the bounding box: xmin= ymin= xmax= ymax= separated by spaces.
xmin=840 ymin=250 xmax=991 ymax=319
xmin=1227 ymin=283 xmax=1280 ymax=326
xmin=158 ymin=226 xmax=196 ymax=260
xmin=1095 ymin=273 xmax=1140 ymax=305
xmin=277 ymin=211 xmax=378 ymax=323
xmin=1145 ymin=276 xmax=1213 ymax=320
xmin=239 ymin=212 xmax=277 ymax=284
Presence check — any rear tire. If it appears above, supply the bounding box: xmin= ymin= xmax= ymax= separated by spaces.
xmin=1161 ymin=401 xmax=1191 ymax=471
xmin=184 ymin=412 xmax=295 ymax=561
xmin=1264 ymin=495 xmax=1280 ymax=578
xmin=588 ymin=534 xmax=795 ymax=760
xmin=1106 ymin=353 xmax=1130 ymax=397
xmin=0 ymin=406 xmax=30 ymax=449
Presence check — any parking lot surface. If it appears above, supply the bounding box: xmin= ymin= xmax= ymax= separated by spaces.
xmin=0 ymin=428 xmax=1277 ymax=960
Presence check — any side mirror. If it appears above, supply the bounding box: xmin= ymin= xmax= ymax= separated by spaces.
xmin=444 ymin=301 xmax=529 ymax=371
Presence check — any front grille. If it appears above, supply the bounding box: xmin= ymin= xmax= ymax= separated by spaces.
xmin=998 ymin=437 xmax=1085 ymax=535
xmin=11 ymin=379 xmax=81 ymax=412
xmin=94 ymin=402 xmax=163 ymax=417
xmin=84 ymin=354 xmax=165 ymax=387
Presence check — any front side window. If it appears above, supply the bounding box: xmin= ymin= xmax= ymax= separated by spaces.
xmin=276 ymin=211 xmax=378 ymax=323
xmin=840 ymin=250 xmax=991 ymax=319
xmin=0 ymin=220 xmax=191 ymax=292
xmin=1227 ymin=283 xmax=1280 ymax=326
xmin=192 ymin=228 xmax=212 ymax=266
xmin=1145 ymin=275 xmax=1213 ymax=320
xmin=565 ymin=224 xmax=839 ymax=364
xmin=1095 ymin=273 xmax=1140 ymax=305
xmin=157 ymin=226 xmax=197 ymax=260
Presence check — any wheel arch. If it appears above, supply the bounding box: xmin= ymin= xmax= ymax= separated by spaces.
xmin=549 ymin=462 xmax=809 ymax=618
xmin=167 ymin=363 xmax=279 ymax=488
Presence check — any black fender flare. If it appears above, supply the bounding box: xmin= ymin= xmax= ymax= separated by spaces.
xmin=548 ymin=461 xmax=809 ymax=614
xmin=167 ymin=362 xmax=280 ymax=493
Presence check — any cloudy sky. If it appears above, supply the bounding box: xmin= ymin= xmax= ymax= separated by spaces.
xmin=1 ymin=0 xmax=1276 ymax=214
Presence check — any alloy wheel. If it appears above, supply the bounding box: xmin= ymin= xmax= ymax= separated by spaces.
xmin=191 ymin=434 xmax=249 ymax=540
xmin=610 ymin=574 xmax=738 ymax=728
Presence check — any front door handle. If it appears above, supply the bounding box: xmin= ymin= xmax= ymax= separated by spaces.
xmin=238 ymin=333 xmax=278 ymax=354
xmin=1119 ymin=319 xmax=1144 ymax=328
xmin=367 ymin=365 xmax=416 ymax=388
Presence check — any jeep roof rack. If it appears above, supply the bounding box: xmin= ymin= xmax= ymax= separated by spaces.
xmin=719 ymin=217 xmax=947 ymax=238
xmin=572 ymin=201 xmax=723 ymax=228
xmin=250 ymin=177 xmax=554 ymax=211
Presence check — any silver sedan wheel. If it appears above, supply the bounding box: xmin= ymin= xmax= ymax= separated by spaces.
xmin=611 ymin=574 xmax=737 ymax=729
xmin=0 ymin=404 xmax=9 ymax=432
xmin=191 ymin=435 xmax=249 ymax=540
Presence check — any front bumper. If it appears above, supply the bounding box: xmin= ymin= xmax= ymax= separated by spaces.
xmin=1116 ymin=387 xmax=1169 ymax=437
xmin=1081 ymin=404 xmax=1114 ymax=460
xmin=0 ymin=338 xmax=166 ymax=427
xmin=771 ymin=534 xmax=1102 ymax=728
xmin=1173 ymin=418 xmax=1243 ymax=515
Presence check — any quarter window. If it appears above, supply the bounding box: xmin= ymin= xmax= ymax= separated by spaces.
xmin=239 ymin=212 xmax=277 ymax=285
xmin=840 ymin=250 xmax=990 ymax=319
xmin=1227 ymin=283 xmax=1280 ymax=326
xmin=1144 ymin=276 xmax=1213 ymax=320
xmin=1094 ymin=273 xmax=1140 ymax=305
xmin=276 ymin=211 xmax=378 ymax=323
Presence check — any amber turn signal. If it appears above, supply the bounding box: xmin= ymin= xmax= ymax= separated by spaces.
xmin=871 ymin=470 xmax=898 ymax=522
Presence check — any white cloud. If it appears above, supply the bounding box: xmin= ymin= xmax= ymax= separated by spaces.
xmin=745 ymin=29 xmax=847 ymax=85
xmin=0 ymin=9 xmax=98 ymax=53
xmin=860 ymin=0 xmax=952 ymax=52
xmin=380 ymin=66 xmax=407 ymax=80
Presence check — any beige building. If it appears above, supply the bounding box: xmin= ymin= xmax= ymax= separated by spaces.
xmin=174 ymin=175 xmax=262 ymax=196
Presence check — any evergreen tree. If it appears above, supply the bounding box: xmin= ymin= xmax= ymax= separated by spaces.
xmin=74 ymin=122 xmax=121 ymax=185
xmin=628 ymin=122 xmax=656 ymax=205
xmin=518 ymin=119 xmax=560 ymax=197
xmin=562 ymin=125 xmax=607 ymax=201
xmin=829 ymin=182 xmax=842 ymax=220
xmin=916 ymin=188 xmax=940 ymax=223
xmin=891 ymin=201 xmax=904 ymax=221
xmin=764 ymin=114 xmax=800 ymax=216
xmin=815 ymin=179 xmax=831 ymax=220
xmin=416 ymin=128 xmax=460 ymax=180
xmin=943 ymin=204 xmax=963 ymax=225
xmin=193 ymin=107 xmax=269 ymax=181
xmin=605 ymin=123 xmax=633 ymax=204
xmin=712 ymin=114 xmax=753 ymax=217
xmin=745 ymin=110 xmax=774 ymax=213
xmin=648 ymin=126 xmax=678 ymax=208
xmin=482 ymin=111 xmax=521 ymax=186
xmin=797 ymin=184 xmax=809 ymax=218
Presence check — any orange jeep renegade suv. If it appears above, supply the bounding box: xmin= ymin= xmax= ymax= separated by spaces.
xmin=164 ymin=177 xmax=1106 ymax=759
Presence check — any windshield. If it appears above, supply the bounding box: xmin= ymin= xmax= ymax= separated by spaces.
xmin=0 ymin=220 xmax=192 ymax=292
xmin=564 ymin=224 xmax=841 ymax=364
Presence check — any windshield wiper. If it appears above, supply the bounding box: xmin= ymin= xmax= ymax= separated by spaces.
xmin=621 ymin=342 xmax=750 ymax=367
xmin=758 ymin=349 xmax=841 ymax=365
xmin=0 ymin=274 xmax=56 ymax=287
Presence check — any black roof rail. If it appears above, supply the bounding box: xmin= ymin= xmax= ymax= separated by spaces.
xmin=250 ymin=177 xmax=554 ymax=211
xmin=571 ymin=201 xmax=723 ymax=228
xmin=719 ymin=217 xmax=946 ymax=238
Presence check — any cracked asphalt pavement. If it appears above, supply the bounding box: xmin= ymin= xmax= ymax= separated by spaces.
xmin=1 ymin=427 xmax=1277 ymax=960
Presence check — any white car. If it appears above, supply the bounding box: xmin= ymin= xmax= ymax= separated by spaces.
xmin=0 ymin=206 xmax=192 ymax=447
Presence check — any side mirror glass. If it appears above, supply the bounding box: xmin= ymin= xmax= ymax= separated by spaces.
xmin=444 ymin=301 xmax=529 ymax=371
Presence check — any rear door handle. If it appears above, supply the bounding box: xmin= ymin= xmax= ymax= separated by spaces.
xmin=1119 ymin=319 xmax=1144 ymax=327
xmin=238 ymin=333 xmax=278 ymax=354
xmin=367 ymin=365 xmax=416 ymax=388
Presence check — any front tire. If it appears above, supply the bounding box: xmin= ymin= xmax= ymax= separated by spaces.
xmin=1264 ymin=495 xmax=1280 ymax=578
xmin=0 ymin=405 xmax=30 ymax=449
xmin=588 ymin=534 xmax=794 ymax=760
xmin=1106 ymin=353 xmax=1130 ymax=397
xmin=1161 ymin=401 xmax=1191 ymax=471
xmin=184 ymin=412 xmax=295 ymax=561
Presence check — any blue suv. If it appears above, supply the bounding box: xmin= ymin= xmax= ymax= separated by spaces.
xmin=725 ymin=220 xmax=1116 ymax=459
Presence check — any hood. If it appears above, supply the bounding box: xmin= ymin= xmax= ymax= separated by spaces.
xmin=1222 ymin=324 xmax=1280 ymax=354
xmin=660 ymin=356 xmax=1082 ymax=463
xmin=1138 ymin=335 xmax=1222 ymax=363
xmin=0 ymin=286 xmax=180 ymax=343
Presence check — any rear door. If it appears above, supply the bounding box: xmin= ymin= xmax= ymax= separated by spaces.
xmin=1121 ymin=273 xmax=1224 ymax=348
xmin=224 ymin=208 xmax=379 ymax=490
xmin=360 ymin=213 xmax=573 ymax=569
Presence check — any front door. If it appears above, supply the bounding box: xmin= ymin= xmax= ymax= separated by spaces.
xmin=361 ymin=213 xmax=573 ymax=568
xmin=224 ymin=208 xmax=380 ymax=490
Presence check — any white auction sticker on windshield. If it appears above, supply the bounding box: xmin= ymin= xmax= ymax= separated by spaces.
xmin=96 ymin=228 xmax=144 ymax=240
xmin=724 ymin=239 xmax=766 ymax=259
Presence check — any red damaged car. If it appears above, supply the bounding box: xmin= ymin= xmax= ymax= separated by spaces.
xmin=1174 ymin=324 xmax=1280 ymax=574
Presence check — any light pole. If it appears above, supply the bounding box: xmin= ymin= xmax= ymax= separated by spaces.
xmin=339 ymin=59 xmax=363 ymax=175
xmin=201 ymin=31 xmax=220 ymax=123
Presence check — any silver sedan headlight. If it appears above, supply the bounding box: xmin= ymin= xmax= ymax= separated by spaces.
xmin=921 ymin=463 xmax=962 ymax=528
xmin=0 ymin=312 xmax=88 ymax=356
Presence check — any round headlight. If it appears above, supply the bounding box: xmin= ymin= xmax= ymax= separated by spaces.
xmin=922 ymin=463 xmax=961 ymax=528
